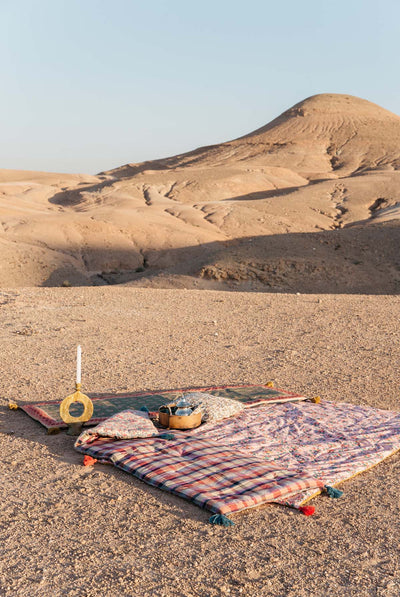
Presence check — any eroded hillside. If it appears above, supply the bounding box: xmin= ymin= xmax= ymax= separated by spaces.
xmin=1 ymin=94 xmax=400 ymax=291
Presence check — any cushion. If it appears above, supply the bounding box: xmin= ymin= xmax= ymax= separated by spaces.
xmin=86 ymin=409 xmax=158 ymax=440
xmin=173 ymin=392 xmax=244 ymax=424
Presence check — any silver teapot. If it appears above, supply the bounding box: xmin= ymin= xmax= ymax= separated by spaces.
xmin=175 ymin=395 xmax=192 ymax=416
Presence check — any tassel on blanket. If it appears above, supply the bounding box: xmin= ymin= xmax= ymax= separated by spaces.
xmin=325 ymin=485 xmax=343 ymax=498
xmin=158 ymin=433 xmax=175 ymax=440
xmin=209 ymin=514 xmax=235 ymax=526
xmin=83 ymin=455 xmax=98 ymax=467
xmin=299 ymin=505 xmax=315 ymax=516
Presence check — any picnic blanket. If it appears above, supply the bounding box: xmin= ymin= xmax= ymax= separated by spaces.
xmin=189 ymin=400 xmax=400 ymax=507
xmin=75 ymin=426 xmax=325 ymax=521
xmin=20 ymin=384 xmax=307 ymax=431
xmin=74 ymin=399 xmax=400 ymax=523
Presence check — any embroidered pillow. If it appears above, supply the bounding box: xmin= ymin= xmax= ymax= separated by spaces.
xmin=171 ymin=392 xmax=244 ymax=424
xmin=86 ymin=409 xmax=158 ymax=440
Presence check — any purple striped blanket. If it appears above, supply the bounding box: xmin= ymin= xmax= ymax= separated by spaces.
xmin=189 ymin=400 xmax=400 ymax=507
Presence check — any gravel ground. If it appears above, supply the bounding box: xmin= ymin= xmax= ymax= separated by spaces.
xmin=0 ymin=287 xmax=399 ymax=597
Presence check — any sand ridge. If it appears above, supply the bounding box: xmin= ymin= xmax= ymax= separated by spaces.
xmin=1 ymin=94 xmax=400 ymax=289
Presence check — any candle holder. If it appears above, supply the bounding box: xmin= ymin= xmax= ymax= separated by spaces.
xmin=60 ymin=382 xmax=94 ymax=436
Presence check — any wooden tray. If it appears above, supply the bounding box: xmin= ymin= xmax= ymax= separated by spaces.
xmin=159 ymin=406 xmax=202 ymax=430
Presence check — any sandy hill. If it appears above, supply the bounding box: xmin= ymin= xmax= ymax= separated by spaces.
xmin=108 ymin=93 xmax=400 ymax=179
xmin=1 ymin=94 xmax=400 ymax=291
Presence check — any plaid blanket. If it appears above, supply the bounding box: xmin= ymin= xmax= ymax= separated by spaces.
xmin=75 ymin=432 xmax=324 ymax=516
xmin=75 ymin=399 xmax=400 ymax=518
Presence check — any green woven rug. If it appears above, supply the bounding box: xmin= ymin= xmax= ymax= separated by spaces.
xmin=20 ymin=384 xmax=307 ymax=432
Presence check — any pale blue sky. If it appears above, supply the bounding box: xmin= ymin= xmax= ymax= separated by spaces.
xmin=1 ymin=0 xmax=399 ymax=174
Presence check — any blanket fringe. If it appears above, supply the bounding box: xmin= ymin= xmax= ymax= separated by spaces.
xmin=325 ymin=485 xmax=344 ymax=498
xmin=158 ymin=433 xmax=176 ymax=440
xmin=209 ymin=514 xmax=235 ymax=526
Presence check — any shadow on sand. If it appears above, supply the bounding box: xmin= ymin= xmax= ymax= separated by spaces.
xmin=40 ymin=221 xmax=400 ymax=295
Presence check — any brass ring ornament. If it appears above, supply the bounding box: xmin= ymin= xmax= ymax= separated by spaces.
xmin=60 ymin=384 xmax=93 ymax=424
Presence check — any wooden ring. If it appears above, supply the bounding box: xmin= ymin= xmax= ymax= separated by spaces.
xmin=59 ymin=391 xmax=93 ymax=424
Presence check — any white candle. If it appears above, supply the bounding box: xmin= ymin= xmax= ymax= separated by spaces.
xmin=76 ymin=345 xmax=82 ymax=384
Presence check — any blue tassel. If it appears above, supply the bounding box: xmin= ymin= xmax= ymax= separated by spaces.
xmin=209 ymin=514 xmax=235 ymax=526
xmin=158 ymin=433 xmax=175 ymax=440
xmin=325 ymin=485 xmax=343 ymax=498
xmin=139 ymin=406 xmax=149 ymax=413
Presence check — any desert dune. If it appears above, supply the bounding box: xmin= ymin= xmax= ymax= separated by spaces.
xmin=1 ymin=93 xmax=399 ymax=290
